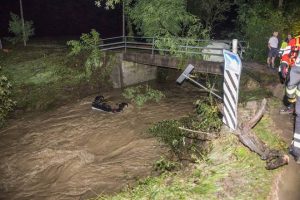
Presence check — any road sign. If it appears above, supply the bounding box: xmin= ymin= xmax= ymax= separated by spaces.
xmin=222 ymin=49 xmax=242 ymax=130
xmin=177 ymin=64 xmax=222 ymax=99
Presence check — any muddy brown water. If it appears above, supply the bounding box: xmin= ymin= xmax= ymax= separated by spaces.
xmin=0 ymin=85 xmax=199 ymax=200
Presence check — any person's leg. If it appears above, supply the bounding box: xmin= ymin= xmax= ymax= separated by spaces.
xmin=292 ymin=96 xmax=300 ymax=163
xmin=286 ymin=67 xmax=299 ymax=100
xmin=267 ymin=49 xmax=272 ymax=68
xmin=271 ymin=56 xmax=276 ymax=68
xmin=287 ymin=66 xmax=300 ymax=163
xmin=279 ymin=102 xmax=294 ymax=114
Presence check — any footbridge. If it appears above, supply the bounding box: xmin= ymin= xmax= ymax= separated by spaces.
xmin=99 ymin=36 xmax=247 ymax=87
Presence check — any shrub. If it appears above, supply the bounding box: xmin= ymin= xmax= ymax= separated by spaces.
xmin=154 ymin=156 xmax=178 ymax=173
xmin=67 ymin=29 xmax=103 ymax=78
xmin=6 ymin=12 xmax=34 ymax=45
xmin=194 ymin=97 xmax=222 ymax=132
xmin=0 ymin=68 xmax=15 ymax=127
xmin=149 ymin=120 xmax=184 ymax=155
xmin=122 ymin=85 xmax=165 ymax=107
xmin=149 ymin=98 xmax=221 ymax=160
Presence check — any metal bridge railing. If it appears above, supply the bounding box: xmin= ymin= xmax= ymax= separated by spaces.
xmin=99 ymin=36 xmax=247 ymax=59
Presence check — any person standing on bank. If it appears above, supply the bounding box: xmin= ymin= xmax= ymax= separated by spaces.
xmin=267 ymin=31 xmax=279 ymax=69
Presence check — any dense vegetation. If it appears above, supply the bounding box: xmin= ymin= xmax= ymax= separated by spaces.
xmin=0 ymin=67 xmax=15 ymax=127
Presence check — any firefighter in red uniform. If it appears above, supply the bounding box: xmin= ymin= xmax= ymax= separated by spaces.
xmin=280 ymin=35 xmax=300 ymax=163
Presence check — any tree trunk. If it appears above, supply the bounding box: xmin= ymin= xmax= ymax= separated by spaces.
xmin=122 ymin=0 xmax=125 ymax=38
xmin=19 ymin=0 xmax=26 ymax=46
xmin=278 ymin=0 xmax=284 ymax=8
xmin=236 ymin=99 xmax=289 ymax=170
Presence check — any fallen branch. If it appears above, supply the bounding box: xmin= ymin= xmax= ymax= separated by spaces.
xmin=178 ymin=126 xmax=217 ymax=140
xmin=235 ymin=98 xmax=289 ymax=170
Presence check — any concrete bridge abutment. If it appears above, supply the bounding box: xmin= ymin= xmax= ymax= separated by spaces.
xmin=110 ymin=53 xmax=158 ymax=88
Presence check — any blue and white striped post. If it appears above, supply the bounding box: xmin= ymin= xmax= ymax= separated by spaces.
xmin=222 ymin=49 xmax=242 ymax=130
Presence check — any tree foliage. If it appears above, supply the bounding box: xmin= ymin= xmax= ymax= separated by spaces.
xmin=129 ymin=0 xmax=209 ymax=58
xmin=67 ymin=29 xmax=103 ymax=78
xmin=94 ymin=0 xmax=122 ymax=9
xmin=187 ymin=0 xmax=233 ymax=33
xmin=285 ymin=1 xmax=300 ymax=36
xmin=94 ymin=0 xmax=209 ymax=58
xmin=0 ymin=68 xmax=15 ymax=127
xmin=129 ymin=0 xmax=191 ymax=37
xmin=6 ymin=12 xmax=34 ymax=45
xmin=236 ymin=1 xmax=287 ymax=61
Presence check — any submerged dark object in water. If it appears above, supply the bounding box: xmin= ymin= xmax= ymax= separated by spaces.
xmin=92 ymin=95 xmax=128 ymax=113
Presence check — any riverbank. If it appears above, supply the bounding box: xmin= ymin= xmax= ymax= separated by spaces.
xmin=0 ymin=39 xmax=113 ymax=114
xmin=97 ymin=98 xmax=289 ymax=200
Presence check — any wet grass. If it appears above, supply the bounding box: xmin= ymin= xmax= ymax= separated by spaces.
xmin=95 ymin=114 xmax=283 ymax=200
xmin=239 ymin=70 xmax=276 ymax=103
xmin=253 ymin=115 xmax=287 ymax=150
xmin=239 ymin=88 xmax=273 ymax=102
xmin=1 ymin=48 xmax=78 ymax=110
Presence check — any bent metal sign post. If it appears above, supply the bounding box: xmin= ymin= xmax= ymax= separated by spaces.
xmin=222 ymin=49 xmax=242 ymax=130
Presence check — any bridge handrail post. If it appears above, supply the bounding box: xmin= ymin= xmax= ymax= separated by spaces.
xmin=124 ymin=36 xmax=127 ymax=53
xmin=151 ymin=37 xmax=155 ymax=55
xmin=185 ymin=39 xmax=188 ymax=54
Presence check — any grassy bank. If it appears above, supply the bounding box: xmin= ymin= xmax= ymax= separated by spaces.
xmin=95 ymin=108 xmax=286 ymax=200
xmin=0 ymin=40 xmax=114 ymax=112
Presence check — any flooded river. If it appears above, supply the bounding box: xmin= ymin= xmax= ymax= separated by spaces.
xmin=0 ymin=84 xmax=198 ymax=200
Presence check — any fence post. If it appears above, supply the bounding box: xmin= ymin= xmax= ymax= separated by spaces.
xmin=232 ymin=39 xmax=238 ymax=54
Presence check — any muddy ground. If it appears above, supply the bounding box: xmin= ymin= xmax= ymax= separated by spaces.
xmin=245 ymin=62 xmax=300 ymax=200
xmin=0 ymin=86 xmax=198 ymax=200
xmin=270 ymin=108 xmax=300 ymax=200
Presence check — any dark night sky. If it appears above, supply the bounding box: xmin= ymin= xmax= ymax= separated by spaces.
xmin=0 ymin=0 xmax=122 ymax=38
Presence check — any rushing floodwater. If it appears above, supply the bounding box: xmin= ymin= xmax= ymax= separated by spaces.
xmin=0 ymin=83 xmax=200 ymax=200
